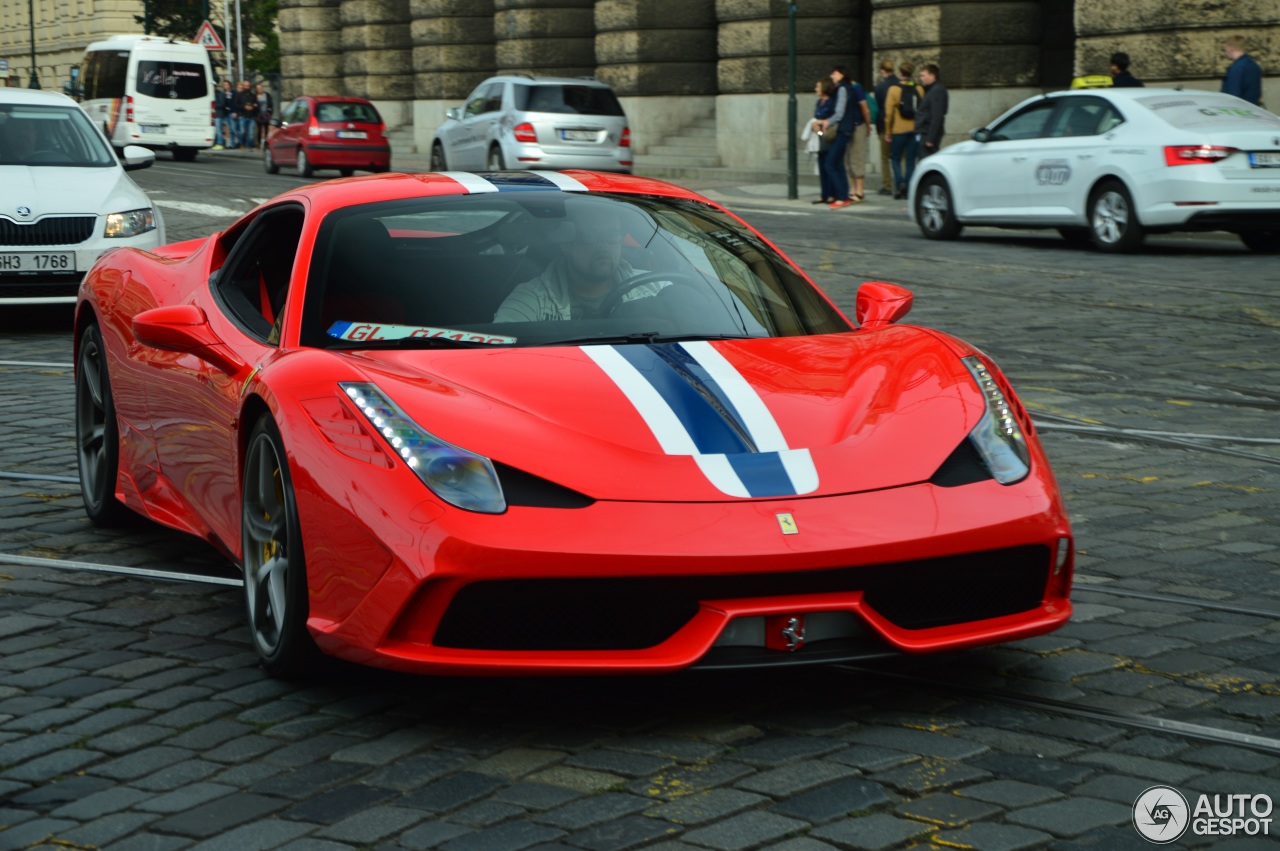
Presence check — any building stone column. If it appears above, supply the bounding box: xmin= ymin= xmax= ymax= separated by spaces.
xmin=410 ymin=0 xmax=495 ymax=149
xmin=871 ymin=0 xmax=1046 ymax=149
xmin=595 ymin=0 xmax=717 ymax=156
xmin=341 ymin=0 xmax=413 ymax=126
xmin=1074 ymin=0 xmax=1276 ymax=103
xmin=494 ymin=0 xmax=596 ymax=77
xmin=279 ymin=0 xmax=344 ymax=100
xmin=716 ymin=0 xmax=862 ymax=169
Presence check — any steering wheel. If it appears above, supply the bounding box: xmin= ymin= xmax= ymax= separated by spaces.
xmin=602 ymin=271 xmax=705 ymax=316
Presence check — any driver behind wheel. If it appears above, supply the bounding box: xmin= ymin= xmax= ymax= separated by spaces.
xmin=493 ymin=201 xmax=665 ymax=322
xmin=2 ymin=118 xmax=43 ymax=163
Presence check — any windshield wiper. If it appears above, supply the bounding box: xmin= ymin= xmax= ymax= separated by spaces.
xmin=545 ymin=332 xmax=761 ymax=347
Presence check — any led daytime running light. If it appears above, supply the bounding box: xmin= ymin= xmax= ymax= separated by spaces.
xmin=339 ymin=382 xmax=506 ymax=514
xmin=104 ymin=208 xmax=157 ymax=239
xmin=962 ymin=356 xmax=1030 ymax=484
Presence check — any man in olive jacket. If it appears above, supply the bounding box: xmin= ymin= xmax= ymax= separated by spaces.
xmin=915 ymin=63 xmax=948 ymax=159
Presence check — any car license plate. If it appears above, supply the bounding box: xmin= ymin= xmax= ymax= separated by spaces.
xmin=559 ymin=129 xmax=598 ymax=142
xmin=0 ymin=252 xmax=76 ymax=273
xmin=139 ymin=124 xmax=167 ymax=134
xmin=337 ymin=130 xmax=367 ymax=139
xmin=1249 ymin=152 xmax=1280 ymax=167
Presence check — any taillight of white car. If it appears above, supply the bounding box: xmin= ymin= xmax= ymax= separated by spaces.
xmin=1164 ymin=145 xmax=1238 ymax=166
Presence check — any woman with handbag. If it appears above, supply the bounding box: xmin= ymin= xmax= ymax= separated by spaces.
xmin=809 ymin=78 xmax=837 ymax=204
xmin=254 ymin=83 xmax=274 ymax=150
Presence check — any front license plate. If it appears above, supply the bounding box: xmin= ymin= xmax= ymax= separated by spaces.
xmin=1249 ymin=152 xmax=1280 ymax=167
xmin=337 ymin=130 xmax=367 ymax=139
xmin=0 ymin=252 xmax=76 ymax=273
xmin=139 ymin=124 xmax=167 ymax=134
xmin=559 ymin=129 xmax=598 ymax=142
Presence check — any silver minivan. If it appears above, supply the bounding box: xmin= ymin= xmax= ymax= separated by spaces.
xmin=431 ymin=76 xmax=631 ymax=173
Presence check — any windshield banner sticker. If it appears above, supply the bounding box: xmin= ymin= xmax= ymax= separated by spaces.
xmin=327 ymin=321 xmax=516 ymax=345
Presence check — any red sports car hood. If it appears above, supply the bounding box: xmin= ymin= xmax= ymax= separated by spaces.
xmin=342 ymin=327 xmax=986 ymax=502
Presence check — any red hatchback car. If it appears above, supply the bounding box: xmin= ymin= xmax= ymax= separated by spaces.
xmin=265 ymin=96 xmax=391 ymax=178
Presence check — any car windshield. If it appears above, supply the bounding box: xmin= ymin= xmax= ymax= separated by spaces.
xmin=300 ymin=191 xmax=850 ymax=349
xmin=315 ymin=102 xmax=380 ymax=124
xmin=512 ymin=84 xmax=625 ymax=116
xmin=0 ymin=104 xmax=117 ymax=167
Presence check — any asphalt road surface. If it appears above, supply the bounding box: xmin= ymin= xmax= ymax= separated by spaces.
xmin=1 ymin=151 xmax=1277 ymax=851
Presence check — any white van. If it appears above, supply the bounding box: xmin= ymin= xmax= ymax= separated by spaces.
xmin=79 ymin=34 xmax=214 ymax=161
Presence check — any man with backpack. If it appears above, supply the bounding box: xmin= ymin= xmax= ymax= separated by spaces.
xmin=883 ymin=61 xmax=924 ymax=199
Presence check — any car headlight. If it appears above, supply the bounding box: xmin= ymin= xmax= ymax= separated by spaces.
xmin=104 ymin=208 xmax=157 ymax=238
xmin=962 ymin=356 xmax=1030 ymax=484
xmin=340 ymin=382 xmax=506 ymax=514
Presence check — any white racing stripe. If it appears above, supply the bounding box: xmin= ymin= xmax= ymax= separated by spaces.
xmin=680 ymin=340 xmax=790 ymax=451
xmin=537 ymin=172 xmax=590 ymax=192
xmin=440 ymin=172 xmax=500 ymax=193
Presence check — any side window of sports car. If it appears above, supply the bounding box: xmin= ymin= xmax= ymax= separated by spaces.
xmin=213 ymin=206 xmax=306 ymax=343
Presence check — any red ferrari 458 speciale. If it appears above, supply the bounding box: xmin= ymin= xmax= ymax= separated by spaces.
xmin=74 ymin=170 xmax=1073 ymax=677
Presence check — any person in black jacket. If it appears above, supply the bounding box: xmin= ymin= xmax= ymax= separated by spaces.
xmin=914 ymin=64 xmax=948 ymax=159
xmin=1110 ymin=52 xmax=1144 ymax=87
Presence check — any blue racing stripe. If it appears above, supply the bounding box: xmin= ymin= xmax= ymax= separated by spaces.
xmin=480 ymin=172 xmax=563 ymax=191
xmin=612 ymin=345 xmax=753 ymax=455
xmin=649 ymin=344 xmax=756 ymax=450
xmin=725 ymin=452 xmax=798 ymax=498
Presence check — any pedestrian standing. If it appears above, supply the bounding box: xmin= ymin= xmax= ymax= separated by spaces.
xmin=808 ymin=78 xmax=836 ymax=204
xmin=872 ymin=59 xmax=896 ymax=196
xmin=883 ymin=62 xmax=923 ymax=199
xmin=842 ymin=72 xmax=874 ymax=204
xmin=254 ymin=83 xmax=274 ymax=149
xmin=821 ymin=66 xmax=871 ymax=208
xmin=1109 ymin=52 xmax=1144 ymax=87
xmin=234 ymin=81 xmax=258 ymax=149
xmin=1221 ymin=35 xmax=1263 ymax=105
xmin=914 ymin=63 xmax=948 ymax=160
xmin=213 ymin=79 xmax=234 ymax=149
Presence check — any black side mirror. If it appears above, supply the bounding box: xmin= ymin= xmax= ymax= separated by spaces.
xmin=970 ymin=128 xmax=992 ymax=143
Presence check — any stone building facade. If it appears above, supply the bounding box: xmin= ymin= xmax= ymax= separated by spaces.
xmin=4 ymin=0 xmax=1277 ymax=172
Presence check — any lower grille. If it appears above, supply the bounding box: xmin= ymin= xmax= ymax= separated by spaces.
xmin=432 ymin=545 xmax=1052 ymax=651
xmin=0 ymin=276 xmax=81 ymax=298
xmin=0 ymin=216 xmax=97 ymax=246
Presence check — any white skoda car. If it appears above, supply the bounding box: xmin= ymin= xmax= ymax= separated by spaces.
xmin=908 ymin=87 xmax=1280 ymax=253
xmin=1 ymin=89 xmax=164 ymax=304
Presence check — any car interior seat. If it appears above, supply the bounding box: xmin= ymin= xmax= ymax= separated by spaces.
xmin=322 ymin=217 xmax=406 ymax=328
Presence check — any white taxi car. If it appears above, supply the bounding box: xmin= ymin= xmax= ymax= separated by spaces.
xmin=1 ymin=88 xmax=164 ymax=304
xmin=908 ymin=87 xmax=1280 ymax=253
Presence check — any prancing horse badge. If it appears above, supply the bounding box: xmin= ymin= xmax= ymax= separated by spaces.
xmin=776 ymin=513 xmax=798 ymax=535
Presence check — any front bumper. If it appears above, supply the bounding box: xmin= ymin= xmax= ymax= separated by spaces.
xmin=298 ymin=467 xmax=1072 ymax=675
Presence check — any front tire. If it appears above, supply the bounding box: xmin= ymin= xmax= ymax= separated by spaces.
xmin=296 ymin=147 xmax=314 ymax=178
xmin=486 ymin=144 xmax=505 ymax=171
xmin=241 ymin=416 xmax=319 ymax=677
xmin=1239 ymin=230 xmax=1280 ymax=253
xmin=915 ymin=175 xmax=962 ymax=240
xmin=1089 ymin=180 xmax=1144 ymax=252
xmin=430 ymin=141 xmax=447 ymax=171
xmin=76 ymin=323 xmax=129 ymax=526
xmin=264 ymin=145 xmax=279 ymax=174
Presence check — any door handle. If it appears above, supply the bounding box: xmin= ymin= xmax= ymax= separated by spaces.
xmin=1078 ymin=154 xmax=1093 ymax=159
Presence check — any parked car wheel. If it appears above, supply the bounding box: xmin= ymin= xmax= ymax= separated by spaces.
xmin=1239 ymin=230 xmax=1280 ymax=253
xmin=296 ymin=148 xmax=314 ymax=178
xmin=430 ymin=141 xmax=447 ymax=171
xmin=264 ymin=145 xmax=279 ymax=174
xmin=487 ymin=145 xmax=505 ymax=171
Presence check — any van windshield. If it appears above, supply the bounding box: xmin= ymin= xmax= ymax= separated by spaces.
xmin=136 ymin=61 xmax=208 ymax=100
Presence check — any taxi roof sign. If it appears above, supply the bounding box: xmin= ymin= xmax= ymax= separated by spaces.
xmin=1070 ymin=74 xmax=1114 ymax=89
xmin=194 ymin=20 xmax=224 ymax=50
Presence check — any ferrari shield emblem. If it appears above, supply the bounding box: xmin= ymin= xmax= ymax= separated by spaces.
xmin=776 ymin=512 xmax=798 ymax=535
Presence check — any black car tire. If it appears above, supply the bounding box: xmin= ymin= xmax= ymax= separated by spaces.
xmin=1239 ymin=230 xmax=1280 ymax=253
xmin=241 ymin=416 xmax=320 ymax=677
xmin=1089 ymin=180 xmax=1144 ymax=253
xmin=487 ymin=145 xmax=505 ymax=171
xmin=172 ymin=147 xmax=198 ymax=162
xmin=1057 ymin=227 xmax=1092 ymax=246
xmin=338 ymin=168 xmax=354 ymax=177
xmin=76 ymin=323 xmax=130 ymax=526
xmin=264 ymin=145 xmax=279 ymax=174
xmin=915 ymin=174 xmax=962 ymax=240
xmin=296 ymin=148 xmax=314 ymax=178
xmin=430 ymin=141 xmax=447 ymax=171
